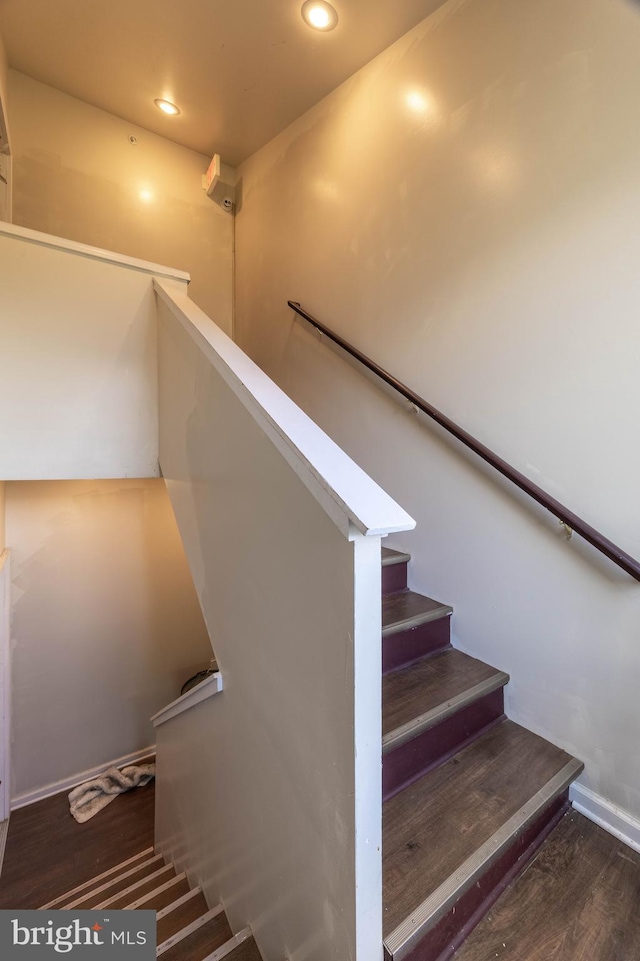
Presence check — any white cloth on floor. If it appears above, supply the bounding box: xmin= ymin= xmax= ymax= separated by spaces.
xmin=68 ymin=764 xmax=155 ymax=824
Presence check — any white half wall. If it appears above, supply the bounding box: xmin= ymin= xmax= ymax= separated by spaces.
xmin=6 ymin=478 xmax=212 ymax=801
xmin=8 ymin=71 xmax=233 ymax=335
xmin=153 ymin=285 xmax=412 ymax=961
xmin=235 ymin=0 xmax=640 ymax=823
xmin=0 ymin=225 xmax=185 ymax=479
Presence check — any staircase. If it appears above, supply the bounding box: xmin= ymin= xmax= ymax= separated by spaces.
xmin=381 ymin=547 xmax=583 ymax=961
xmin=38 ymin=848 xmax=263 ymax=960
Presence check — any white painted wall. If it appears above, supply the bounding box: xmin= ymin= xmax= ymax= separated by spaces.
xmin=235 ymin=0 xmax=640 ymax=823
xmin=0 ymin=225 xmax=185 ymax=479
xmin=8 ymin=70 xmax=233 ymax=335
xmin=154 ymin=285 xmax=412 ymax=961
xmin=6 ymin=478 xmax=212 ymax=803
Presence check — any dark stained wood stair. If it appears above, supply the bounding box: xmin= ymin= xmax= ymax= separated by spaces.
xmin=380 ymin=547 xmax=584 ymax=961
xmin=38 ymin=851 xmax=263 ymax=960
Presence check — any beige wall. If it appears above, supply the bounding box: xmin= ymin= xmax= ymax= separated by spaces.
xmin=236 ymin=0 xmax=640 ymax=821
xmin=8 ymin=70 xmax=233 ymax=334
xmin=6 ymin=479 xmax=212 ymax=802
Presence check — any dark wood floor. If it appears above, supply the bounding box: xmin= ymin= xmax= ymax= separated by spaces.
xmin=0 ymin=780 xmax=155 ymax=909
xmin=456 ymin=810 xmax=640 ymax=961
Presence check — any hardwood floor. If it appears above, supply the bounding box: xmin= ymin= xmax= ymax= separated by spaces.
xmin=456 ymin=810 xmax=640 ymax=961
xmin=0 ymin=779 xmax=155 ymax=909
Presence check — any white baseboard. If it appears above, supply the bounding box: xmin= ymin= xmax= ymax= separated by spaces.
xmin=570 ymin=783 xmax=640 ymax=854
xmin=11 ymin=745 xmax=156 ymax=811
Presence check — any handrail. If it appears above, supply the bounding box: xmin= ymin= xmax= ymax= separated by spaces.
xmin=288 ymin=300 xmax=640 ymax=582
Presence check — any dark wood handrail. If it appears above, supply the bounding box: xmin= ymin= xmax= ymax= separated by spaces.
xmin=288 ymin=300 xmax=640 ymax=582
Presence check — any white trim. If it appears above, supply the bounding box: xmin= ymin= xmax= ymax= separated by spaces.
xmin=152 ymin=672 xmax=224 ymax=728
xmin=11 ymin=744 xmax=155 ymax=811
xmin=0 ymin=222 xmax=190 ymax=283
xmin=0 ymin=550 xmax=10 ymax=822
xmin=570 ymin=783 xmax=640 ymax=854
xmin=155 ymin=278 xmax=416 ymax=539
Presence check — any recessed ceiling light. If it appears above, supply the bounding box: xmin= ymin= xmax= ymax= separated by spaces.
xmin=154 ymin=99 xmax=180 ymax=116
xmin=301 ymin=1 xmax=338 ymax=31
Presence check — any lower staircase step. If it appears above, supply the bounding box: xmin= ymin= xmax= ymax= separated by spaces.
xmin=38 ymin=847 xmax=155 ymax=909
xmin=158 ymin=904 xmax=226 ymax=957
xmin=159 ymin=906 xmax=232 ymax=961
xmin=383 ymin=719 xmax=583 ymax=961
xmin=157 ymin=889 xmax=209 ymax=944
xmin=63 ymin=855 xmax=169 ymax=908
xmin=124 ymin=874 xmax=190 ymax=910
xmin=35 ymin=849 xmax=263 ymax=961
xmin=95 ymin=864 xmax=176 ymax=909
xmin=454 ymin=810 xmax=640 ymax=961
xmin=204 ymin=928 xmax=262 ymax=960
xmin=382 ymin=649 xmax=508 ymax=800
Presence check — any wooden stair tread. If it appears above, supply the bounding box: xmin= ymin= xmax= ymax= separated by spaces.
xmin=224 ymin=936 xmax=263 ymax=960
xmin=95 ymin=865 xmax=176 ymax=909
xmin=125 ymin=875 xmax=190 ymax=910
xmin=382 ymin=547 xmax=411 ymax=566
xmin=67 ymin=857 xmax=169 ymax=908
xmin=160 ymin=911 xmax=232 ymax=961
xmin=383 ymin=590 xmax=452 ymax=635
xmin=455 ymin=811 xmax=640 ymax=961
xmin=382 ymin=648 xmax=507 ymax=741
xmin=39 ymin=847 xmax=155 ymax=909
xmin=382 ymin=719 xmax=577 ymax=937
xmin=157 ymin=890 xmax=209 ymax=943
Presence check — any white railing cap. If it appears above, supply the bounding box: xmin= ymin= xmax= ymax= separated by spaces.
xmin=0 ymin=221 xmax=191 ymax=282
xmin=155 ymin=278 xmax=415 ymax=539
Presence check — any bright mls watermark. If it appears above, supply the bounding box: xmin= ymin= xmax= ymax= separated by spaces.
xmin=0 ymin=911 xmax=156 ymax=959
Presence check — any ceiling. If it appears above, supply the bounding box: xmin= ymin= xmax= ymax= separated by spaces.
xmin=0 ymin=0 xmax=445 ymax=167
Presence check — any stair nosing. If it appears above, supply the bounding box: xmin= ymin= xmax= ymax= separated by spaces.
xmin=155 ymin=885 xmax=202 ymax=920
xmin=201 ymin=927 xmax=253 ymax=961
xmin=62 ymin=854 xmax=165 ymax=909
xmin=383 ymin=603 xmax=453 ymax=637
xmin=156 ymin=904 xmax=224 ymax=957
xmin=92 ymin=864 xmax=174 ymax=910
xmin=383 ymin=756 xmax=584 ymax=961
xmin=382 ymin=550 xmax=411 ymax=568
xmin=39 ymin=847 xmax=155 ymax=909
xmin=123 ymin=872 xmax=188 ymax=910
xmin=382 ymin=671 xmax=509 ymax=754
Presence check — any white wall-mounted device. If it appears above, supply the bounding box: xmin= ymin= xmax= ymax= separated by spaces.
xmin=202 ymin=153 xmax=235 ymax=212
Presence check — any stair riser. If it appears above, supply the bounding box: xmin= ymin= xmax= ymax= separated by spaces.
xmin=388 ymin=792 xmax=569 ymax=961
xmin=383 ymin=618 xmax=451 ymax=674
xmin=382 ymin=563 xmax=408 ymax=595
xmin=383 ymin=690 xmax=505 ymax=801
